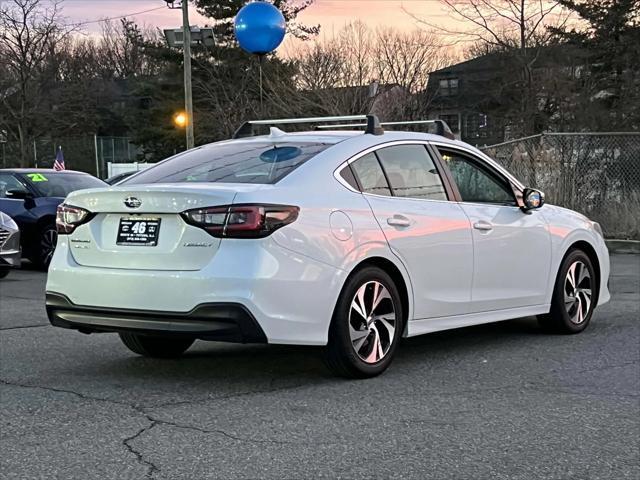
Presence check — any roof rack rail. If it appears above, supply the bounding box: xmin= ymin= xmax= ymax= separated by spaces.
xmin=315 ymin=119 xmax=456 ymax=140
xmin=232 ymin=114 xmax=384 ymax=139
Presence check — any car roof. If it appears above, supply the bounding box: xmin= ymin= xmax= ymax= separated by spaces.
xmin=208 ymin=129 xmax=465 ymax=148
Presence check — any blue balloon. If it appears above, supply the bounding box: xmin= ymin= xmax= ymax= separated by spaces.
xmin=234 ymin=2 xmax=286 ymax=55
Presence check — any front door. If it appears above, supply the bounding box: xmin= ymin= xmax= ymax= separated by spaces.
xmin=437 ymin=147 xmax=551 ymax=312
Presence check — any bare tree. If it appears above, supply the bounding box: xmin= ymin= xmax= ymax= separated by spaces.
xmin=97 ymin=19 xmax=164 ymax=79
xmin=291 ymin=22 xmax=451 ymax=119
xmin=0 ymin=0 xmax=68 ymax=166
xmin=405 ymin=0 xmax=573 ymax=136
xmin=405 ymin=0 xmax=567 ymax=51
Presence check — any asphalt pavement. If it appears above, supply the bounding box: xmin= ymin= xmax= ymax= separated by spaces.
xmin=1 ymin=255 xmax=638 ymax=479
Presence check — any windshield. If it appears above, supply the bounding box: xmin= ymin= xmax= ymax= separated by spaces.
xmin=122 ymin=141 xmax=331 ymax=185
xmin=20 ymin=172 xmax=106 ymax=198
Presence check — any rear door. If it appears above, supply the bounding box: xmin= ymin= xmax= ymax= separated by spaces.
xmin=346 ymin=142 xmax=474 ymax=319
xmin=435 ymin=146 xmax=551 ymax=312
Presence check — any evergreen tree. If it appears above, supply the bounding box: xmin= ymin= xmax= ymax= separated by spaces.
xmin=551 ymin=0 xmax=640 ymax=129
xmin=125 ymin=1 xmax=318 ymax=161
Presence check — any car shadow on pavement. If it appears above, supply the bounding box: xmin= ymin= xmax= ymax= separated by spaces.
xmin=75 ymin=316 xmax=545 ymax=386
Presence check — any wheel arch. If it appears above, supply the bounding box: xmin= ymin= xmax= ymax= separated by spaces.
xmin=561 ymin=239 xmax=601 ymax=300
xmin=344 ymin=256 xmax=412 ymax=333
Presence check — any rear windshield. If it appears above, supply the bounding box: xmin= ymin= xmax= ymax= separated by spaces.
xmin=122 ymin=141 xmax=331 ymax=185
xmin=19 ymin=172 xmax=106 ymax=198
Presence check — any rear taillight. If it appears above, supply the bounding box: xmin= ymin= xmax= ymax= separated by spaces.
xmin=181 ymin=204 xmax=299 ymax=238
xmin=56 ymin=204 xmax=93 ymax=234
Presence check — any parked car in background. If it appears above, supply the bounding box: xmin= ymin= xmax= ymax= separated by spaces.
xmin=105 ymin=170 xmax=137 ymax=185
xmin=45 ymin=115 xmax=610 ymax=378
xmin=0 ymin=169 xmax=106 ymax=268
xmin=0 ymin=211 xmax=20 ymax=279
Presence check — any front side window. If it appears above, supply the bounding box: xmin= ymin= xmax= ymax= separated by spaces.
xmin=439 ymin=149 xmax=515 ymax=205
xmin=124 ymin=141 xmax=330 ymax=186
xmin=376 ymin=145 xmax=447 ymax=201
xmin=349 ymin=152 xmax=392 ymax=196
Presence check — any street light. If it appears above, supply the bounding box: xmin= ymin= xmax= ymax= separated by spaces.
xmin=162 ymin=1 xmax=214 ymax=150
xmin=173 ymin=111 xmax=188 ymax=128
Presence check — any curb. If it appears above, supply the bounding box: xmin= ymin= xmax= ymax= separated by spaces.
xmin=605 ymin=239 xmax=640 ymax=254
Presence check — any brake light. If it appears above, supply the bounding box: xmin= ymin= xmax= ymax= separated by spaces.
xmin=56 ymin=204 xmax=93 ymax=234
xmin=181 ymin=204 xmax=299 ymax=238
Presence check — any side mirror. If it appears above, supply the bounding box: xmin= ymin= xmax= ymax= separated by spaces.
xmin=5 ymin=189 xmax=32 ymax=200
xmin=522 ymin=188 xmax=544 ymax=212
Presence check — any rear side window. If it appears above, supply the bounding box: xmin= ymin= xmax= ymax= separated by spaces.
xmin=376 ymin=145 xmax=447 ymax=201
xmin=123 ymin=141 xmax=330 ymax=185
xmin=349 ymin=153 xmax=392 ymax=196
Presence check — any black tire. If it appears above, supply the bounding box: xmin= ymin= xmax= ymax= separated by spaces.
xmin=538 ymin=249 xmax=597 ymax=334
xmin=0 ymin=269 xmax=10 ymax=279
xmin=119 ymin=333 xmax=195 ymax=358
xmin=31 ymin=224 xmax=57 ymax=269
xmin=324 ymin=266 xmax=404 ymax=379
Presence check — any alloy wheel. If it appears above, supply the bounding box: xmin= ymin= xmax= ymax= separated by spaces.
xmin=564 ymin=260 xmax=592 ymax=324
xmin=349 ymin=281 xmax=397 ymax=364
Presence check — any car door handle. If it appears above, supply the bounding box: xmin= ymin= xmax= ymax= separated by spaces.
xmin=473 ymin=220 xmax=494 ymax=231
xmin=387 ymin=215 xmax=411 ymax=227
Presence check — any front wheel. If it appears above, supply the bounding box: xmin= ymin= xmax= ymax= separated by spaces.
xmin=324 ymin=266 xmax=404 ymax=379
xmin=119 ymin=333 xmax=195 ymax=358
xmin=0 ymin=269 xmax=10 ymax=279
xmin=538 ymin=249 xmax=597 ymax=334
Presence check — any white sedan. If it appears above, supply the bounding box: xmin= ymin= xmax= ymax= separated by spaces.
xmin=46 ymin=115 xmax=610 ymax=378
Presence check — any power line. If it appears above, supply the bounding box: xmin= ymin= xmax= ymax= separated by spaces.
xmin=66 ymin=5 xmax=166 ymax=27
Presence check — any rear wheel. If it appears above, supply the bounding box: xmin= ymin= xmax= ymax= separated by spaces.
xmin=119 ymin=333 xmax=195 ymax=358
xmin=0 ymin=269 xmax=10 ymax=279
xmin=538 ymin=249 xmax=597 ymax=334
xmin=324 ymin=266 xmax=404 ymax=379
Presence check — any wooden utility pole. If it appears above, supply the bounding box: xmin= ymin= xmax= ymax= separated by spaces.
xmin=182 ymin=0 xmax=194 ymax=149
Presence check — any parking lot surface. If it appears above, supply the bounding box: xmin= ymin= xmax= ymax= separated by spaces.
xmin=1 ymin=254 xmax=638 ymax=479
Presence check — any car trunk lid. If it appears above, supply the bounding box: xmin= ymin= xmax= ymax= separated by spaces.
xmin=64 ymin=183 xmax=268 ymax=270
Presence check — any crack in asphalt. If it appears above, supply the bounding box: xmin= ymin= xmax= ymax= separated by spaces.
xmin=0 ymin=379 xmax=162 ymax=477
xmin=122 ymin=422 xmax=160 ymax=479
xmin=0 ymin=324 xmax=49 ymax=331
xmin=151 ymin=380 xmax=315 ymax=409
xmin=0 ymin=377 xmax=321 ymax=476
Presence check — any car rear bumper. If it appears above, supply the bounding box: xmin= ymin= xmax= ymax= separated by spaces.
xmin=46 ymin=237 xmax=348 ymax=345
xmin=46 ymin=292 xmax=267 ymax=342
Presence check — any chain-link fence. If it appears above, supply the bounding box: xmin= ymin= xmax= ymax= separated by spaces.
xmin=1 ymin=136 xmax=140 ymax=179
xmin=482 ymin=133 xmax=640 ymax=239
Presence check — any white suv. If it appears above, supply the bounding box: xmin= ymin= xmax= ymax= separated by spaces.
xmin=46 ymin=115 xmax=610 ymax=378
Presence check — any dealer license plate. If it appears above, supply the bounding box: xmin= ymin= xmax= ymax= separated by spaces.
xmin=116 ymin=218 xmax=161 ymax=246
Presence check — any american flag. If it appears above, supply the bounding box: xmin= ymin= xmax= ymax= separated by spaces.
xmin=53 ymin=146 xmax=65 ymax=171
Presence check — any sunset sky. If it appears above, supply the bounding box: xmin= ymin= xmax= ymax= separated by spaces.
xmin=61 ymin=0 xmax=448 ymax=39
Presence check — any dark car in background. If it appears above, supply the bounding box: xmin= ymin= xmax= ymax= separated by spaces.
xmin=0 ymin=211 xmax=20 ymax=279
xmin=0 ymin=169 xmax=106 ymax=268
